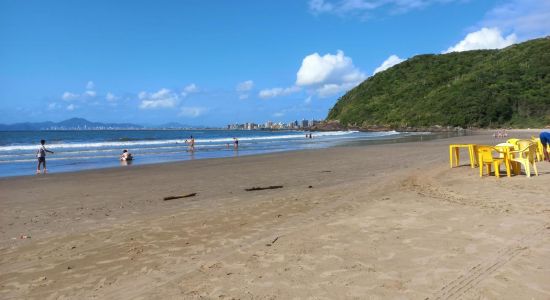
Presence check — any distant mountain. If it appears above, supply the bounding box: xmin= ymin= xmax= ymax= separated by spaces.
xmin=327 ymin=37 xmax=550 ymax=129
xmin=0 ymin=118 xmax=144 ymax=130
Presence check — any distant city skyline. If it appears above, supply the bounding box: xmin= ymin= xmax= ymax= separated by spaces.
xmin=1 ymin=0 xmax=549 ymax=126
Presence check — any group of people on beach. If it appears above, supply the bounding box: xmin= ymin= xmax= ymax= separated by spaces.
xmin=184 ymin=136 xmax=239 ymax=152
xmin=35 ymin=131 xmax=550 ymax=174
xmin=493 ymin=129 xmax=509 ymax=138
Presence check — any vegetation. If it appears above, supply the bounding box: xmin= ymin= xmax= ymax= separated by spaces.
xmin=327 ymin=37 xmax=550 ymax=128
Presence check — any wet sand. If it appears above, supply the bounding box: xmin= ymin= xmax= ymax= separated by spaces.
xmin=1 ymin=130 xmax=549 ymax=299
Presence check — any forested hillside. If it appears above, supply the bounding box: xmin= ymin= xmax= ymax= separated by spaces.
xmin=327 ymin=37 xmax=550 ymax=128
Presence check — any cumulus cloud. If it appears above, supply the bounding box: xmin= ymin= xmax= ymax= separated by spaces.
xmin=62 ymin=92 xmax=79 ymax=101
xmin=139 ymin=88 xmax=179 ymax=109
xmin=61 ymin=81 xmax=97 ymax=101
xmin=181 ymin=83 xmax=199 ymax=97
xmin=296 ymin=50 xmax=366 ymax=97
xmin=236 ymin=80 xmax=254 ymax=92
xmin=184 ymin=83 xmax=198 ymax=93
xmin=236 ymin=80 xmax=254 ymax=99
xmin=259 ymin=86 xmax=301 ymax=99
xmin=66 ymin=104 xmax=76 ymax=111
xmin=179 ymin=106 xmax=206 ymax=117
xmin=444 ymin=27 xmax=517 ymax=53
xmin=373 ymin=54 xmax=405 ymax=75
xmin=309 ymin=0 xmax=461 ymax=17
xmin=106 ymin=92 xmax=118 ymax=102
xmin=309 ymin=0 xmax=334 ymax=13
xmin=481 ymin=0 xmax=550 ymax=41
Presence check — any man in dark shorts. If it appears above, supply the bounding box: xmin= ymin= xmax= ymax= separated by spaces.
xmin=36 ymin=139 xmax=54 ymax=174
xmin=540 ymin=132 xmax=550 ymax=162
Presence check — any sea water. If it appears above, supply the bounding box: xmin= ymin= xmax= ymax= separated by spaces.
xmin=0 ymin=129 xmax=435 ymax=177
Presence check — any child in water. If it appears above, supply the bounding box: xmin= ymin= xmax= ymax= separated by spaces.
xmin=120 ymin=149 xmax=133 ymax=161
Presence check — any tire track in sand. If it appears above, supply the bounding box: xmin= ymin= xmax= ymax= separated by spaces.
xmin=429 ymin=223 xmax=549 ymax=300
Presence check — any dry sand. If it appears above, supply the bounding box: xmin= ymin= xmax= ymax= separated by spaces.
xmin=0 ymin=130 xmax=549 ymax=299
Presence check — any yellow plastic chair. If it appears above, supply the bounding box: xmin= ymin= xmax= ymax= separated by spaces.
xmin=531 ymin=137 xmax=546 ymax=162
xmin=509 ymin=142 xmax=539 ymax=177
xmin=506 ymin=138 xmax=520 ymax=147
xmin=477 ymin=146 xmax=507 ymax=178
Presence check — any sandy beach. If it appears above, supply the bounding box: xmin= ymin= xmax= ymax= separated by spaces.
xmin=1 ymin=130 xmax=549 ymax=299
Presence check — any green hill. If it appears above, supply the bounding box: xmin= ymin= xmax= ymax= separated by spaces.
xmin=327 ymin=37 xmax=550 ymax=129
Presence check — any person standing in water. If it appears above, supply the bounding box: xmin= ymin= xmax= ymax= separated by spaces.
xmin=233 ymin=137 xmax=239 ymax=149
xmin=36 ymin=139 xmax=54 ymax=174
xmin=189 ymin=135 xmax=195 ymax=152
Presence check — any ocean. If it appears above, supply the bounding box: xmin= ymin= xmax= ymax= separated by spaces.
xmin=0 ymin=129 xmax=440 ymax=177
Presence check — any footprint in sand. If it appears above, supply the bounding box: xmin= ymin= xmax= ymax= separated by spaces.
xmin=378 ymin=252 xmax=395 ymax=261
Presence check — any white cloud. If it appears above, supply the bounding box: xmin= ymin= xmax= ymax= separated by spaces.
xmin=309 ymin=0 xmax=334 ymax=13
xmin=273 ymin=112 xmax=285 ymax=118
xmin=139 ymin=88 xmax=179 ymax=109
xmin=181 ymin=83 xmax=199 ymax=97
xmin=259 ymin=86 xmax=301 ymax=99
xmin=106 ymin=92 xmax=119 ymax=102
xmin=184 ymin=83 xmax=198 ymax=93
xmin=66 ymin=104 xmax=76 ymax=111
xmin=296 ymin=50 xmax=366 ymax=98
xmin=481 ymin=0 xmax=550 ymax=41
xmin=444 ymin=27 xmax=517 ymax=53
xmin=296 ymin=50 xmax=364 ymax=86
xmin=304 ymin=96 xmax=312 ymax=104
xmin=179 ymin=106 xmax=206 ymax=117
xmin=236 ymin=80 xmax=254 ymax=92
xmin=236 ymin=80 xmax=254 ymax=100
xmin=62 ymin=92 xmax=79 ymax=101
xmin=373 ymin=54 xmax=405 ymax=75
xmin=309 ymin=0 xmax=461 ymax=16
xmin=84 ymin=90 xmax=97 ymax=97
xmin=86 ymin=81 xmax=95 ymax=90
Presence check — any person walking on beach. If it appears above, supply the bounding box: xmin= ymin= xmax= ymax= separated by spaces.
xmin=36 ymin=139 xmax=54 ymax=174
xmin=540 ymin=131 xmax=550 ymax=162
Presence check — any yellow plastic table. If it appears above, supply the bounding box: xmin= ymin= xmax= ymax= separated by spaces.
xmin=449 ymin=144 xmax=477 ymax=168
xmin=495 ymin=143 xmax=515 ymax=177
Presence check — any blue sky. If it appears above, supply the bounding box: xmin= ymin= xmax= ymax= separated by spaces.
xmin=1 ymin=0 xmax=549 ymax=126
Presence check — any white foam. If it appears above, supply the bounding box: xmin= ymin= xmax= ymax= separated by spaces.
xmin=0 ymin=131 xmax=361 ymax=152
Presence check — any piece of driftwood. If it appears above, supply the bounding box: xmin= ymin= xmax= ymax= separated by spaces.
xmin=245 ymin=185 xmax=283 ymax=191
xmin=266 ymin=236 xmax=279 ymax=247
xmin=163 ymin=193 xmax=197 ymax=201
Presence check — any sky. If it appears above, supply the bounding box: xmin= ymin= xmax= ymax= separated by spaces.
xmin=1 ymin=0 xmax=549 ymax=127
